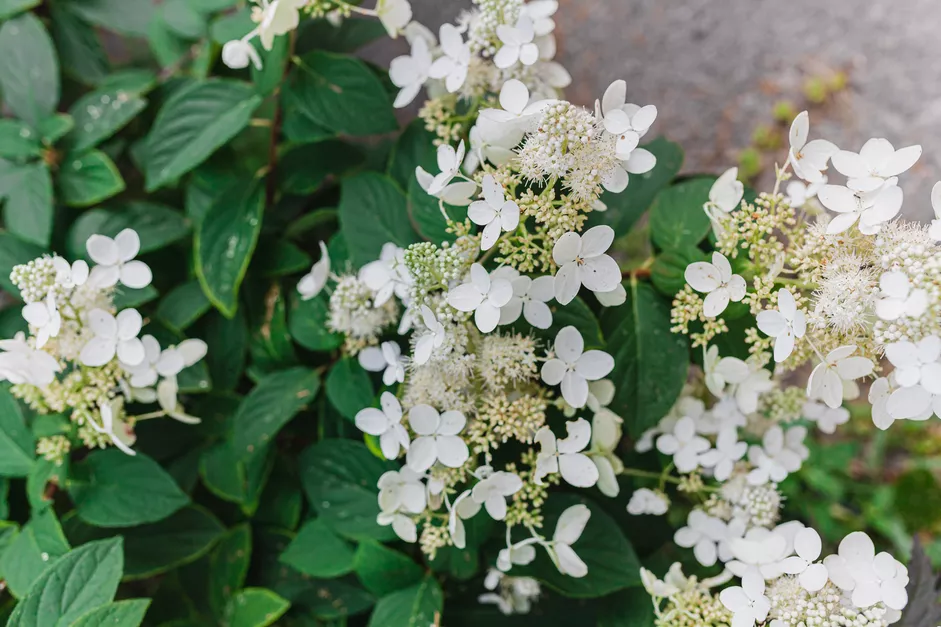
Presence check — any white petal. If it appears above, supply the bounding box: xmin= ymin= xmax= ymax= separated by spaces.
xmin=554 ymin=326 xmax=584 ymax=362
xmin=447 ymin=284 xmax=484 ymax=312
xmin=553 ymin=262 xmax=580 ymax=305
xmin=702 ymin=289 xmax=731 ymax=318
xmin=561 ymin=371 xmax=589 ymax=408
xmin=408 ymin=404 xmax=440 ymax=435
xmin=355 ymin=407 xmax=389 ymax=436
xmin=405 ymin=436 xmax=437 ymax=472
xmin=552 ymin=232 xmax=581 ymax=265
xmin=499 ymin=79 xmax=530 ymax=115
xmin=541 ymin=358 xmax=566 ymax=386
xmin=523 ymin=300 xmax=553 ymax=329
xmin=579 ymin=255 xmax=621 ymax=293
xmin=685 ymin=262 xmax=722 ymax=293
xmin=789 ymin=111 xmax=808 ymax=151
xmin=116 ymin=309 xmax=143 ymax=340
xmin=879 ymin=145 xmax=922 ymax=177
xmin=86 ymin=235 xmax=119 ymax=265
xmin=120 ymin=261 xmax=152 ymax=289
xmin=80 ymin=337 xmax=116 ymax=367
xmin=554 ymin=503 xmax=590 ymax=544
xmin=436 ymin=435 xmax=469 ymax=468
xmin=575 ymin=351 xmax=614 ymax=380
xmin=117 ymin=338 xmax=145 ymax=366
xmin=475 ymin=301 xmax=501 ymax=333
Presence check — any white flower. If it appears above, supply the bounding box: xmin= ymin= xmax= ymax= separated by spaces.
xmin=413 ymin=305 xmax=446 ymax=365
xmin=297 ymin=241 xmax=330 ymax=301
xmin=447 ymin=490 xmax=482 ymax=549
xmin=355 ymin=392 xmax=411 ymax=460
xmin=121 ymin=335 xmax=162 ymax=388
xmin=80 ymin=308 xmax=145 ymax=367
xmin=499 ymin=275 xmax=554 ymax=329
xmin=416 ymin=165 xmax=477 ymax=206
xmin=221 ymin=38 xmax=262 ymax=70
xmin=684 ymin=252 xmax=746 ymax=318
xmin=22 ymin=293 xmax=61 ymax=349
xmin=376 ymin=0 xmax=411 ymax=37
xmin=255 ymin=0 xmax=306 ymax=50
xmin=428 ymin=24 xmax=469 ymax=93
xmin=824 ymin=531 xmax=909 ymax=611
xmin=468 ymin=175 xmax=520 ymax=250
xmin=520 ymin=0 xmax=558 ymax=35
xmin=597 ymin=80 xmax=658 ymax=161
xmin=463 ymin=124 xmax=515 ymax=174
xmin=779 ymin=528 xmax=829 ymax=592
xmin=545 ymin=504 xmax=590 ymax=578
xmin=0 ymin=333 xmax=61 ymax=386
xmin=785 ymin=178 xmax=825 ymax=208
xmin=377 ymin=467 xmax=426 ymax=514
xmin=152 ymin=340 xmax=208 ymax=424
xmin=426 ymin=141 xmax=466 ymax=196
xmin=788 ymin=111 xmax=838 ymax=183
xmin=706 ymin=167 xmax=744 ymax=215
xmin=703 ymin=346 xmax=749 ymax=398
xmin=552 ymin=226 xmax=621 ymax=305
xmin=831 ymin=137 xmax=922 ymax=190
xmin=698 ymin=427 xmax=747 ymax=481
xmin=589 ymin=407 xmax=623 ymax=497
xmin=497 ymin=540 xmax=538 ymax=572
xmin=359 ymin=243 xmax=410 ymax=306
xmin=540 ymin=326 xmax=614 ymax=409
xmin=447 ymin=263 xmax=513 ymax=333
xmin=389 ymin=35 xmax=431 ymax=108
xmin=90 ymin=399 xmax=136 ymax=456
xmin=756 ymin=289 xmax=806 ymax=363
xmin=727 ymin=526 xmax=790 ymax=579
xmin=875 ymin=270 xmax=928 ymax=321
xmin=627 ymin=488 xmax=669 ymax=516
xmin=358 ymin=341 xmax=406 ymax=386
xmin=477 ymin=80 xmax=554 ymax=149
xmin=471 ymin=469 xmax=523 ymax=520
xmin=674 ymin=509 xmax=730 ymax=567
xmin=406 ymin=404 xmax=469 ymax=472
xmin=817 ymin=182 xmax=903 ymax=235
xmin=803 ymin=401 xmax=850 ymax=435
xmin=656 ymin=416 xmax=710 ymax=474
xmin=806 ymin=345 xmax=874 ymax=409
xmin=870 ymin=377 xmax=894 ymax=430
xmin=884 ymin=336 xmax=941 ymax=419
xmin=930 ymin=181 xmax=941 ymax=241
xmin=377 ymin=511 xmax=417 ymax=543
xmin=718 ymin=568 xmax=771 ymax=626
xmin=533 ymin=418 xmax=599 ymax=487
xmin=494 ymin=15 xmax=539 ymax=69
xmin=746 ymin=425 xmax=807 ymax=485
xmin=86 ymin=229 xmax=152 ymax=289
xmin=52 ymin=256 xmax=89 ymax=288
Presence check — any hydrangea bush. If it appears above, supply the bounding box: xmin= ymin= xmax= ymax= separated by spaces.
xmin=0 ymin=0 xmax=938 ymax=626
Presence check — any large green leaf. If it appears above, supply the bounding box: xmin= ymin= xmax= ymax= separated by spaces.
xmin=2 ymin=162 xmax=53 ymax=247
xmin=207 ymin=524 xmax=252 ymax=615
xmin=0 ymin=120 xmax=42 ymax=159
xmin=57 ymin=150 xmax=125 ymax=208
xmin=7 ymin=537 xmax=123 ymax=627
xmin=649 ymin=177 xmax=716 ymax=252
xmin=280 ymin=518 xmax=355 ymax=578
xmin=203 ymin=310 xmax=248 ymax=391
xmin=69 ymin=450 xmax=190 ymax=527
xmin=279 ymin=140 xmax=365 ymax=195
xmin=353 ymin=542 xmax=424 ymax=597
xmin=366 ymin=576 xmax=443 ymax=627
xmin=288 ymin=292 xmax=342 ymax=352
xmin=287 ymin=50 xmax=397 ymax=136
xmin=69 ymin=599 xmax=150 ymax=627
xmin=387 ymin=118 xmax=437 ymax=190
xmin=66 ymin=87 xmax=148 ymax=153
xmin=231 ymin=367 xmax=320 ymax=459
xmin=338 ymin=173 xmax=418 ymax=267
xmin=0 ymin=0 xmax=39 ymax=20
xmin=200 ymin=440 xmax=271 ymax=512
xmin=0 ymin=509 xmax=70 ymax=598
xmin=223 ymin=588 xmax=290 ymax=627
xmin=144 ymin=80 xmax=261 ymax=191
xmin=515 ymin=494 xmax=641 ymax=598
xmin=325 ymin=358 xmax=374 ymax=422
xmin=0 ymin=14 xmax=59 ymax=127
xmin=195 ymin=179 xmax=264 ymax=317
xmin=156 ymin=279 xmax=212 ymax=332
xmin=601 ymin=280 xmax=689 ymax=437
xmin=67 ymin=202 xmax=191 ymax=259
xmin=49 ymin=3 xmax=109 ymax=86
xmin=0 ymin=387 xmax=35 ymax=477
xmin=68 ymin=0 xmax=155 ymax=36
xmin=299 ymin=440 xmax=396 ymax=542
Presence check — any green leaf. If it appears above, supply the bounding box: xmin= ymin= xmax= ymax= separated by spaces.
xmin=69 ymin=449 xmax=190 ymax=527
xmin=195 ymin=179 xmax=264 ymax=317
xmin=144 ymin=79 xmax=262 ymax=191
xmin=37 ymin=114 xmax=74 ymax=144
xmin=223 ymin=588 xmax=290 ymax=627
xmin=296 ymin=17 xmax=388 ymax=54
xmin=589 ymin=138 xmax=684 ymax=235
xmin=26 ymin=457 xmax=68 ymax=512
xmin=287 ymin=50 xmax=397 ymax=136
xmin=649 ymin=177 xmax=716 ymax=252
xmin=207 ymin=524 xmax=252 ymax=615
xmin=388 ymin=119 xmax=437 ymax=190
xmin=0 ymin=14 xmax=59 ymax=127
xmin=280 ymin=518 xmax=355 ymax=578
xmin=68 ymin=0 xmax=155 ymax=37
xmin=367 ymin=576 xmax=443 ymax=627
xmin=156 ymin=280 xmax=212 ymax=332
xmin=0 ymin=509 xmax=70 ymax=598
xmin=339 ymin=173 xmax=418 ymax=267
xmin=49 ymin=4 xmax=109 ymax=86
xmin=251 ymin=35 xmax=288 ymax=97
xmin=0 ymin=119 xmax=42 ymax=159
xmin=67 ymin=201 xmax=190 ymax=259
xmin=650 ymin=247 xmax=707 ymax=296
xmin=58 ymin=150 xmax=126 ymax=207
xmin=353 ymin=542 xmax=423 ymax=597
xmin=288 ymin=292 xmax=342 ymax=352
xmin=7 ymin=537 xmax=123 ymax=627
xmin=199 ymin=440 xmax=271 ymax=512
xmin=280 ymin=140 xmax=365 ymax=195
xmin=0 ymin=386 xmax=35 ymax=477
xmin=66 ymin=87 xmax=148 ymax=153
xmin=596 ymin=587 xmax=656 ymax=627
xmin=325 ymin=358 xmax=374 ymax=422
xmin=0 ymin=0 xmax=38 ymax=20
xmin=232 ymin=367 xmax=320 ymax=459
xmin=0 ymin=231 xmax=44 ymax=292
xmin=69 ymin=599 xmax=150 ymax=627
xmin=161 ymin=0 xmax=206 ymax=40
xmin=299 ymin=440 xmax=396 ymax=542
xmin=203 ymin=310 xmax=248 ymax=391
xmin=113 ymin=285 xmax=159 ymax=309
xmin=516 ymin=494 xmax=641 ymax=598
xmin=602 ymin=281 xmax=688 ymax=436
xmin=3 ymin=162 xmax=53 ymax=247
xmin=253 ymin=240 xmax=310 ymax=278
xmin=63 ymin=505 xmax=225 ymax=580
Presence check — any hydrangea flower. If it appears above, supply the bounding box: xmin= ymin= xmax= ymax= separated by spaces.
xmin=297 ymin=242 xmax=330 ymax=301
xmin=447 ymin=263 xmax=514 ymax=333
xmin=824 ymin=531 xmax=909 ymax=611
xmin=534 ymin=418 xmax=598 ymax=487
xmin=22 ymin=293 xmax=60 ymax=349
xmin=427 ymin=141 xmax=466 ymax=195
xmin=358 ymin=341 xmax=406 ymax=386
xmin=803 ymin=401 xmax=850 ymax=434
xmin=359 ymin=243 xmax=410 ymax=306
xmin=806 ymin=345 xmax=874 ymax=409
xmin=377 ymin=467 xmax=426 ymax=514
xmin=698 ymin=427 xmax=747 ymax=481
xmin=552 ymin=226 xmax=621 ymax=305
xmin=703 ymin=346 xmax=749 ymax=397
xmin=355 ymin=392 xmax=411 ymax=460
xmin=831 ymin=137 xmax=922 ymax=190
xmin=718 ymin=567 xmax=771 ymax=626
xmin=80 ymin=308 xmax=145 ymax=367
xmin=377 ymin=511 xmax=417 ymax=543
xmin=626 ymin=488 xmax=669 ymax=516
xmin=406 ymin=405 xmax=469 ymax=471
xmin=86 ymin=229 xmax=152 ymax=289
xmin=674 ymin=509 xmax=730 ymax=567
xmin=416 ymin=164 xmax=477 ymax=206
xmin=684 ymin=252 xmax=746 ymax=318
xmin=545 ymin=504 xmax=590 ymax=578
xmin=706 ymin=167 xmax=744 ymax=216
xmin=376 ymin=0 xmax=412 ymax=38
xmin=477 ymin=80 xmax=554 ymax=149
xmin=875 ymin=270 xmax=928 ymax=321
xmin=656 ymin=416 xmax=710 ymax=474
xmin=499 ymin=275 xmax=554 ymax=329
xmin=785 ymin=177 xmax=825 ymax=208
xmin=52 ymin=256 xmax=89 ymax=289
xmin=468 ymin=175 xmax=520 ymax=250
xmin=428 ymin=24 xmax=470 ymax=92
xmin=91 ymin=400 xmax=136 ymax=456
xmin=413 ymin=305 xmax=446 ymax=366
xmin=756 ymin=289 xmax=806 ymax=363
xmin=746 ymin=425 xmax=807 ymax=485
xmin=471 ymin=469 xmax=523 ymax=520
xmin=496 ymin=540 xmax=538 ymax=572
xmin=788 ymin=111 xmax=837 ymax=183
xmin=779 ymin=527 xmax=828 ymax=592
xmin=0 ymin=333 xmax=61 ymax=386
xmin=596 ymin=80 xmax=657 ymax=161
xmin=389 ymin=36 xmax=432 ymax=108
xmin=884 ymin=336 xmax=941 ymax=419
xmin=448 ymin=490 xmax=483 ymax=549
xmin=817 ymin=182 xmax=903 ymax=235
xmin=540 ymin=326 xmax=614 ymax=408
xmin=494 ymin=15 xmax=539 ymax=69
xmin=221 ymin=38 xmax=261 ymax=70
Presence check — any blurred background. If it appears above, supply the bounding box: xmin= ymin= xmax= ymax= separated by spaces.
xmin=366 ymin=0 xmax=941 ymax=221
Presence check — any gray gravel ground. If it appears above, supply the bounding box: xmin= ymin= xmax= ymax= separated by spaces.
xmin=365 ymin=0 xmax=941 ymax=221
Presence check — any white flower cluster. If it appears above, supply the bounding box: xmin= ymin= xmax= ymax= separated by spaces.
xmin=3 ymin=229 xmax=206 ymax=461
